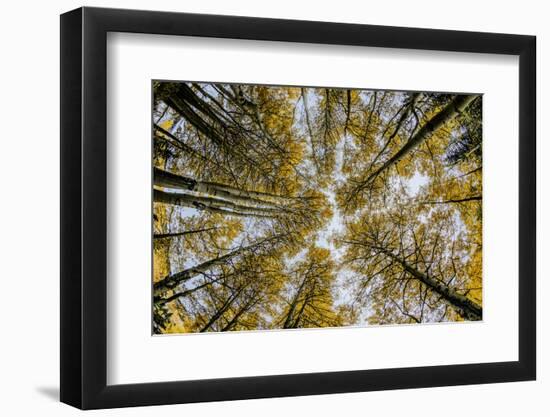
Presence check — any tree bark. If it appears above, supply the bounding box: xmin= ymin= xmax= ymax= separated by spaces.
xmin=301 ymin=88 xmax=321 ymax=170
xmin=153 ymin=227 xmax=216 ymax=240
xmin=154 ymin=278 xmax=221 ymax=305
xmin=165 ymin=95 xmax=227 ymax=147
xmin=154 ymin=167 xmax=293 ymax=207
xmin=153 ymin=189 xmax=278 ymax=218
xmin=220 ymin=296 xmax=259 ymax=331
xmin=357 ymin=94 xmax=421 ymax=188
xmin=373 ymin=245 xmax=482 ymax=320
xmin=153 ymin=235 xmax=281 ymax=294
xmin=153 ymin=125 xmax=235 ymax=179
xmin=360 ymin=94 xmax=477 ymax=189
xmin=419 ymin=195 xmax=482 ymax=205
xmin=283 ymin=275 xmax=310 ymax=329
xmin=199 ymin=288 xmax=245 ymax=332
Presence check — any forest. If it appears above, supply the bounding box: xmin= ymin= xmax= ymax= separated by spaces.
xmin=152 ymin=81 xmax=482 ymax=334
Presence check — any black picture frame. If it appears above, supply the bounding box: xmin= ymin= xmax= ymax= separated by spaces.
xmin=60 ymin=6 xmax=536 ymax=410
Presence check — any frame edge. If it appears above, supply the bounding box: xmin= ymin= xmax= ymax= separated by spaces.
xmin=518 ymin=34 xmax=537 ymax=381
xmin=60 ymin=7 xmax=84 ymax=409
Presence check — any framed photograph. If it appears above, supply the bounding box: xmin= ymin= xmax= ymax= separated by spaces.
xmin=60 ymin=6 xmax=536 ymax=409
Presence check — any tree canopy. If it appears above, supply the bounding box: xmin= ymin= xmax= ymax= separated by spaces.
xmin=152 ymin=81 xmax=482 ymax=333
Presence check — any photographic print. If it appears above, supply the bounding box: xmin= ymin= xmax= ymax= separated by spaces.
xmin=152 ymin=81 xmax=482 ymax=334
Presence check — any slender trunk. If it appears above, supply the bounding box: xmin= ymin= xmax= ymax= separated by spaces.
xmin=391 ymin=94 xmax=420 ymax=138
xmin=291 ymin=281 xmax=318 ymax=328
xmin=200 ymin=84 xmax=281 ymax=156
xmin=200 ymin=288 xmax=244 ymax=332
xmin=154 ymin=126 xmax=234 ymax=178
xmin=166 ymin=89 xmax=273 ymax=169
xmin=163 ymin=88 xmax=290 ymax=187
xmin=360 ymin=94 xmax=477 ymax=189
xmin=155 ymin=188 xmax=282 ymax=216
xmin=153 ymin=227 xmax=216 ymax=240
xmin=154 ymin=167 xmax=293 ymax=207
xmin=154 ymin=235 xmax=281 ymax=293
xmin=374 ymin=246 xmax=482 ymax=320
xmin=175 ymin=84 xmax=227 ymax=126
xmin=220 ymin=297 xmax=258 ymax=331
xmin=158 ymin=100 xmax=273 ymax=181
xmin=154 ymin=278 xmax=221 ymax=305
xmin=448 ymin=142 xmax=482 ymax=167
xmin=361 ymin=94 xmax=420 ymax=182
xmin=154 ymin=189 xmax=277 ymax=219
xmin=164 ymin=90 xmax=224 ymax=144
xmin=301 ymin=88 xmax=321 ymax=170
xmin=458 ymin=166 xmax=482 ymax=178
xmin=322 ymin=89 xmax=336 ymax=147
xmin=178 ymin=84 xmax=282 ymax=157
xmin=301 ymin=89 xmax=315 ymax=141
xmin=165 ymin=95 xmax=229 ymax=148
xmin=363 ymin=91 xmax=377 ymax=139
xmin=191 ymin=83 xmax=244 ymax=127
xmin=283 ymin=276 xmax=309 ymax=329
xmin=282 ymin=302 xmax=298 ymax=329
xmin=154 ymin=126 xmax=197 ymax=155
xmin=419 ymin=195 xmax=482 ymax=205
xmin=247 ymin=101 xmax=287 ymax=155
xmin=342 ymin=89 xmax=352 ymax=136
